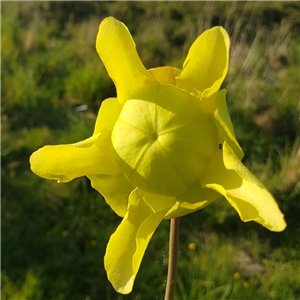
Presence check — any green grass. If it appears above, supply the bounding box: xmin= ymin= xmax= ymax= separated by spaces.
xmin=1 ymin=1 xmax=300 ymax=299
xmin=175 ymin=229 xmax=300 ymax=300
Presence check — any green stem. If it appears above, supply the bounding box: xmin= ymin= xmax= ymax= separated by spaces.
xmin=164 ymin=218 xmax=180 ymax=300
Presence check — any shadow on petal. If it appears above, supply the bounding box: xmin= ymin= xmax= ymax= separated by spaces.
xmin=201 ymin=142 xmax=286 ymax=232
xmin=104 ymin=189 xmax=175 ymax=294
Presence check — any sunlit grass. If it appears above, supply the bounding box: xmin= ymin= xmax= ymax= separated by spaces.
xmin=174 ymin=230 xmax=300 ymax=300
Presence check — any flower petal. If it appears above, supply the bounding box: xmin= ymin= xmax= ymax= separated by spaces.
xmin=176 ymin=26 xmax=229 ymax=98
xmin=165 ymin=180 xmax=219 ymax=219
xmin=148 ymin=66 xmax=181 ymax=85
xmin=214 ymin=90 xmax=244 ymax=160
xmin=88 ymin=173 xmax=134 ymax=217
xmin=201 ymin=142 xmax=286 ymax=232
xmin=30 ymin=130 xmax=119 ymax=183
xmin=104 ymin=189 xmax=175 ymax=294
xmin=96 ymin=17 xmax=157 ymax=104
xmin=93 ymin=97 xmax=122 ymax=135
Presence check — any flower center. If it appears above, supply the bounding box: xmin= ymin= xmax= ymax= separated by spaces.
xmin=112 ymin=85 xmax=218 ymax=196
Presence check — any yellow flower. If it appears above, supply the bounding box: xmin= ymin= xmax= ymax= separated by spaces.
xmin=30 ymin=17 xmax=286 ymax=294
xmin=233 ymin=272 xmax=241 ymax=280
xmin=61 ymin=230 xmax=68 ymax=237
xmin=188 ymin=243 xmax=197 ymax=251
xmin=91 ymin=239 xmax=97 ymax=246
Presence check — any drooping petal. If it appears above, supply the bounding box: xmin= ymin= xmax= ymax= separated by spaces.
xmin=148 ymin=66 xmax=181 ymax=85
xmin=213 ymin=90 xmax=244 ymax=160
xmin=176 ymin=26 xmax=229 ymax=98
xmin=96 ymin=17 xmax=157 ymax=104
xmin=200 ymin=142 xmax=286 ymax=232
xmin=88 ymin=172 xmax=134 ymax=217
xmin=104 ymin=189 xmax=176 ymax=294
xmin=93 ymin=97 xmax=122 ymax=135
xmin=30 ymin=130 xmax=119 ymax=183
xmin=165 ymin=180 xmax=219 ymax=219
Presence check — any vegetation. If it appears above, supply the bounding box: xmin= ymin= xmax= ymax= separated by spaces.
xmin=2 ymin=2 xmax=300 ymax=299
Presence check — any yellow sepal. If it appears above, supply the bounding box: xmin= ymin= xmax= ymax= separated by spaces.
xmin=96 ymin=17 xmax=157 ymax=104
xmin=30 ymin=130 xmax=118 ymax=183
xmin=176 ymin=26 xmax=229 ymax=98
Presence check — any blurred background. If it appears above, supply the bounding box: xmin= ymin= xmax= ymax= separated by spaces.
xmin=1 ymin=1 xmax=300 ymax=299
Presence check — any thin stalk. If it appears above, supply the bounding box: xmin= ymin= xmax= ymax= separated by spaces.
xmin=164 ymin=218 xmax=180 ymax=300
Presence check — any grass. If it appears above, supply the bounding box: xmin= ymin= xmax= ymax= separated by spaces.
xmin=175 ymin=229 xmax=300 ymax=300
xmin=1 ymin=1 xmax=300 ymax=300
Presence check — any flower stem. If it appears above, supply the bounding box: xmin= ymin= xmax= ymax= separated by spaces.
xmin=164 ymin=218 xmax=180 ymax=300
